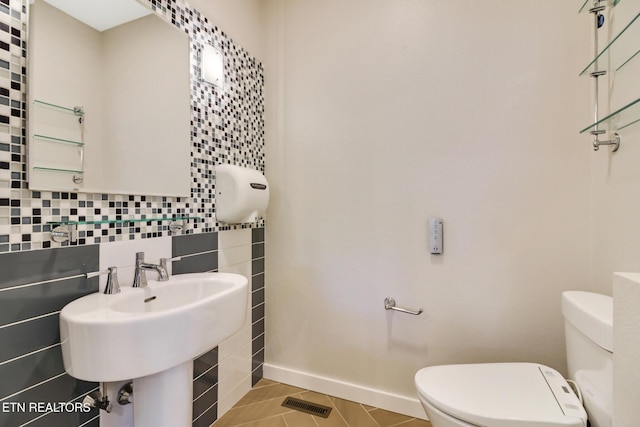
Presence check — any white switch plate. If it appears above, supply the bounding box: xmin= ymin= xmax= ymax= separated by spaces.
xmin=429 ymin=217 xmax=443 ymax=254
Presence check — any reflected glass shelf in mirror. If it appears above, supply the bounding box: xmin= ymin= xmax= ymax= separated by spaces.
xmin=33 ymin=134 xmax=84 ymax=146
xmin=32 ymin=99 xmax=85 ymax=116
xmin=579 ymin=0 xmax=622 ymax=14
xmin=580 ymin=11 xmax=640 ymax=76
xmin=30 ymin=166 xmax=84 ymax=192
xmin=33 ymin=166 xmax=84 ymax=174
xmin=580 ymin=96 xmax=640 ymax=134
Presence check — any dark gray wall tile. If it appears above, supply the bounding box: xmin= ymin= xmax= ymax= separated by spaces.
xmin=251 ymin=226 xmax=265 ymax=387
xmin=0 ymin=314 xmax=59 ymax=364
xmin=193 ymin=360 xmax=214 ymax=383
xmin=251 ymin=242 xmax=264 ymax=259
xmin=193 ymin=384 xmax=218 ymax=421
xmin=17 ymin=410 xmax=98 ymax=427
xmin=252 ymin=318 xmax=264 ymax=341
xmin=0 ymin=245 xmax=100 ymax=427
xmin=0 ymin=375 xmax=97 ymax=427
xmin=251 ymin=258 xmax=264 ymax=275
xmin=173 ymin=232 xmax=218 ymax=257
xmin=252 ymin=302 xmax=265 ymax=324
xmin=0 ymin=276 xmax=98 ymax=327
xmin=252 ymin=288 xmax=264 ymax=307
xmin=193 ymin=365 xmax=218 ymax=400
xmin=193 ymin=404 xmax=217 ymax=427
xmin=253 ymin=348 xmax=264 ymax=367
xmin=252 ymin=334 xmax=265 ymax=357
xmin=0 ymin=246 xmax=99 ymax=290
xmin=193 ymin=347 xmax=217 ymax=379
xmin=0 ymin=346 xmax=64 ymax=400
xmin=252 ymin=272 xmax=264 ymax=292
xmin=172 ymin=252 xmax=218 ymax=275
xmin=13 ymin=373 xmax=96 ymax=406
xmin=251 ymin=228 xmax=264 ymax=243
xmin=251 ymin=362 xmax=263 ymax=387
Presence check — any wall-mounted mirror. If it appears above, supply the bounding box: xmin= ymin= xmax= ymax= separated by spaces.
xmin=27 ymin=0 xmax=191 ymax=197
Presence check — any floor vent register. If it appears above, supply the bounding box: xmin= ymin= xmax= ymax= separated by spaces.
xmin=281 ymin=396 xmax=332 ymax=418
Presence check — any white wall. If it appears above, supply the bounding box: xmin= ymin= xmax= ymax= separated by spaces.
xmin=263 ymin=0 xmax=591 ymax=416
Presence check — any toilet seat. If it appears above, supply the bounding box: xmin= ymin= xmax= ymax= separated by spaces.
xmin=415 ymin=363 xmax=588 ymax=427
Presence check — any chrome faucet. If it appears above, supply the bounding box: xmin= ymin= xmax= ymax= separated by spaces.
xmin=132 ymin=252 xmax=169 ymax=287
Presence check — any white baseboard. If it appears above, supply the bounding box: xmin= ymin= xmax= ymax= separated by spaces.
xmin=263 ymin=363 xmax=428 ymax=420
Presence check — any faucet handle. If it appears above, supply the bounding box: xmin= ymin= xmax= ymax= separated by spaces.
xmin=86 ymin=266 xmax=120 ymax=294
xmin=135 ymin=252 xmax=145 ymax=262
xmin=104 ymin=267 xmax=121 ymax=295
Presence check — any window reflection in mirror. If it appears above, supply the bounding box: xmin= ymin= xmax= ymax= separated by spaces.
xmin=28 ymin=0 xmax=191 ymax=196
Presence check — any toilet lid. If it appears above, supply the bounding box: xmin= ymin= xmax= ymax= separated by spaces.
xmin=415 ymin=363 xmax=587 ymax=427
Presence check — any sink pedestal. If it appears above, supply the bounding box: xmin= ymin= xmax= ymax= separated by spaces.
xmin=133 ymin=361 xmax=193 ymax=427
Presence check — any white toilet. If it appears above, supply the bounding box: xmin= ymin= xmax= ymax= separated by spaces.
xmin=415 ymin=291 xmax=613 ymax=427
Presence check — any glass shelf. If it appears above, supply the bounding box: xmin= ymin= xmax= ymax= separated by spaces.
xmin=32 ymin=166 xmax=84 ymax=174
xmin=33 ymin=99 xmax=84 ymax=116
xmin=33 ymin=134 xmax=84 ymax=146
xmin=47 ymin=217 xmax=200 ymax=243
xmin=580 ymin=11 xmax=640 ymax=76
xmin=47 ymin=216 xmax=200 ymax=226
xmin=579 ymin=0 xmax=621 ymax=14
xmin=580 ymin=96 xmax=640 ymax=133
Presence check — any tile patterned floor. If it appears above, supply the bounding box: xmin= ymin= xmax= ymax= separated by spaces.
xmin=212 ymin=379 xmax=432 ymax=427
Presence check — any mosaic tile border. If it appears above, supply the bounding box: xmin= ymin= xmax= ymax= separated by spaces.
xmin=0 ymin=0 xmax=265 ymax=252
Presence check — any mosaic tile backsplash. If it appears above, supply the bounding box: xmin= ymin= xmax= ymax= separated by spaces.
xmin=0 ymin=0 xmax=265 ymax=253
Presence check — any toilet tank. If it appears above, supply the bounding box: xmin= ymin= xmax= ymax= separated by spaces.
xmin=561 ymin=291 xmax=613 ymax=427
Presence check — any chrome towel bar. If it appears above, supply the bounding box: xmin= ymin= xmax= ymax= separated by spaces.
xmin=384 ymin=297 xmax=423 ymax=316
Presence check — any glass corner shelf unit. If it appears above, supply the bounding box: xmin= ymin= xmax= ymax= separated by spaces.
xmin=580 ymin=11 xmax=640 ymax=76
xmin=47 ymin=216 xmax=201 ymax=243
xmin=579 ymin=0 xmax=621 ymax=14
xmin=580 ymin=96 xmax=640 ymax=134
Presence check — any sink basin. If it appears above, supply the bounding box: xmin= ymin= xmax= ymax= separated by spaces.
xmin=60 ymin=272 xmax=248 ymax=382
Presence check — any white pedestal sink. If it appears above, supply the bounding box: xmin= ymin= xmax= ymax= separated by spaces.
xmin=59 ymin=272 xmax=248 ymax=427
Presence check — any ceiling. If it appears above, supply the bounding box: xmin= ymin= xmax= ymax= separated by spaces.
xmin=42 ymin=0 xmax=152 ymax=32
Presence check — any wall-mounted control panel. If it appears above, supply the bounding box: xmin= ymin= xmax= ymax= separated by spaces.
xmin=428 ymin=217 xmax=443 ymax=254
